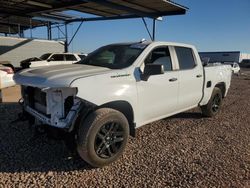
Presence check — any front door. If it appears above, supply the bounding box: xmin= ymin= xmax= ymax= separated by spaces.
xmin=136 ymin=46 xmax=179 ymax=125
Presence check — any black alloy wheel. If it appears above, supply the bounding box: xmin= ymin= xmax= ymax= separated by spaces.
xmin=77 ymin=108 xmax=129 ymax=167
xmin=211 ymin=93 xmax=222 ymax=113
xmin=201 ymin=87 xmax=223 ymax=117
xmin=94 ymin=122 xmax=125 ymax=159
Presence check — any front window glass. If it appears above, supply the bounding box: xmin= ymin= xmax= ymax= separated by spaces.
xmin=77 ymin=44 xmax=147 ymax=69
xmin=145 ymin=47 xmax=172 ymax=71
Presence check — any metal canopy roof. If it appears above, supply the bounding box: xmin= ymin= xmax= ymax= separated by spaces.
xmin=0 ymin=0 xmax=188 ymax=34
xmin=67 ymin=0 xmax=187 ymax=21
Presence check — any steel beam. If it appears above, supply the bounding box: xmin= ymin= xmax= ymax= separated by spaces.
xmin=68 ymin=21 xmax=84 ymax=46
xmin=0 ymin=22 xmax=26 ymax=34
xmin=82 ymin=0 xmax=158 ymax=18
xmin=0 ymin=21 xmax=30 ymax=28
xmin=57 ymin=25 xmax=66 ymax=37
xmin=64 ymin=24 xmax=68 ymax=53
xmin=47 ymin=22 xmax=52 ymax=40
xmin=152 ymin=19 xmax=156 ymax=41
xmin=29 ymin=1 xmax=86 ymax=14
xmin=142 ymin=18 xmax=153 ymax=41
xmin=67 ymin=10 xmax=186 ymax=23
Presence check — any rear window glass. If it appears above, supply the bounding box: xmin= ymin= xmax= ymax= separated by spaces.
xmin=175 ymin=47 xmax=196 ymax=70
xmin=65 ymin=55 xmax=77 ymax=61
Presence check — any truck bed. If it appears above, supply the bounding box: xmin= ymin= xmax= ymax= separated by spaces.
xmin=200 ymin=64 xmax=232 ymax=105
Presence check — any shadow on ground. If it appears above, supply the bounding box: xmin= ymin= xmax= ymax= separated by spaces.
xmin=171 ymin=111 xmax=203 ymax=119
xmin=0 ymin=103 xmax=92 ymax=173
xmin=0 ymin=103 xmax=205 ymax=173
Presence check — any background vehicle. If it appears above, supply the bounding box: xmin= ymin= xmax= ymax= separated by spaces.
xmin=0 ymin=65 xmax=15 ymax=89
xmin=14 ymin=41 xmax=232 ymax=167
xmin=231 ymin=62 xmax=240 ymax=75
xmin=0 ymin=61 xmax=15 ymax=72
xmin=20 ymin=57 xmax=42 ymax=69
xmin=20 ymin=53 xmax=87 ymax=69
xmin=78 ymin=54 xmax=88 ymax=60
xmin=240 ymin=59 xmax=250 ymax=68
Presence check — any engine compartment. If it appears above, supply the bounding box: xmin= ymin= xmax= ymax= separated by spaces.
xmin=21 ymin=86 xmax=81 ymax=129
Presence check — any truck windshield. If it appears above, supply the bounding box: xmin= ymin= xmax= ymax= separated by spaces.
xmin=40 ymin=53 xmax=52 ymax=60
xmin=77 ymin=44 xmax=147 ymax=69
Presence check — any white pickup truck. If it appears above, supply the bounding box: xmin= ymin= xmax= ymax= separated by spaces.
xmin=14 ymin=41 xmax=232 ymax=167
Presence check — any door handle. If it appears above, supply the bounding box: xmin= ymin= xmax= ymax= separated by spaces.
xmin=196 ymin=74 xmax=203 ymax=78
xmin=169 ymin=78 xmax=178 ymax=82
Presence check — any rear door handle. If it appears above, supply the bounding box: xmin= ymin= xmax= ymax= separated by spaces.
xmin=169 ymin=78 xmax=178 ymax=82
xmin=196 ymin=74 xmax=203 ymax=78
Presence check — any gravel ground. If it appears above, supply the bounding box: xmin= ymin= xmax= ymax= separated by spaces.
xmin=0 ymin=72 xmax=249 ymax=187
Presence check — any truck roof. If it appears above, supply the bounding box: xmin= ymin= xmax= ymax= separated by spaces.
xmin=110 ymin=41 xmax=196 ymax=49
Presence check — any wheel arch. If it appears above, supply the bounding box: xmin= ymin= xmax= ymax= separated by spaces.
xmin=99 ymin=100 xmax=136 ymax=137
xmin=214 ymin=82 xmax=226 ymax=98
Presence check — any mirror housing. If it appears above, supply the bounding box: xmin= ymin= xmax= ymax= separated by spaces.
xmin=201 ymin=57 xmax=210 ymax=66
xmin=141 ymin=64 xmax=164 ymax=81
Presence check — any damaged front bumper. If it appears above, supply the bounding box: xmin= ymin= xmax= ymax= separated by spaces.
xmin=21 ymin=86 xmax=83 ymax=130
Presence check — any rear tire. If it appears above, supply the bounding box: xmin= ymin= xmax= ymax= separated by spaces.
xmin=77 ymin=108 xmax=129 ymax=167
xmin=201 ymin=87 xmax=222 ymax=117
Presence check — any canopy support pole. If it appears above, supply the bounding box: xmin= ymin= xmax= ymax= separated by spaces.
xmin=68 ymin=21 xmax=83 ymax=46
xmin=47 ymin=22 xmax=52 ymax=40
xmin=152 ymin=18 xmax=156 ymax=41
xmin=64 ymin=23 xmax=68 ymax=52
xmin=30 ymin=19 xmax=33 ymax=38
xmin=142 ymin=18 xmax=153 ymax=41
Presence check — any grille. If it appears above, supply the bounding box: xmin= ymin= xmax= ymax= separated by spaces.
xmin=64 ymin=96 xmax=74 ymax=117
xmin=25 ymin=87 xmax=47 ymax=114
xmin=33 ymin=88 xmax=46 ymax=106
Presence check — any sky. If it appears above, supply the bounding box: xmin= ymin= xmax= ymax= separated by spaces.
xmin=25 ymin=0 xmax=250 ymax=53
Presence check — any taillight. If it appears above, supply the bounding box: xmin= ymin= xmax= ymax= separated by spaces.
xmin=0 ymin=67 xmax=14 ymax=74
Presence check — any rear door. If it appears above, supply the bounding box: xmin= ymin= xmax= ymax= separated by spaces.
xmin=137 ymin=46 xmax=179 ymax=125
xmin=174 ymin=47 xmax=203 ymax=110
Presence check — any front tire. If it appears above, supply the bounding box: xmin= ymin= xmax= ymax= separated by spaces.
xmin=77 ymin=108 xmax=129 ymax=167
xmin=201 ymin=87 xmax=222 ymax=117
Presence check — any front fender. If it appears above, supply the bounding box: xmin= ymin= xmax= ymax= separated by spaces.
xmin=70 ymin=72 xmax=138 ymax=121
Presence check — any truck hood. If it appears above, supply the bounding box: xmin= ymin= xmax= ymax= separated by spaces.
xmin=14 ymin=64 xmax=111 ymax=88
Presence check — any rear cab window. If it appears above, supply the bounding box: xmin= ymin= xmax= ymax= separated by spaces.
xmin=65 ymin=54 xmax=77 ymax=61
xmin=175 ymin=47 xmax=196 ymax=70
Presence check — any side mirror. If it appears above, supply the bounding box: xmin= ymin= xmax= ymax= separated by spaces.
xmin=201 ymin=57 xmax=210 ymax=66
xmin=141 ymin=64 xmax=164 ymax=81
